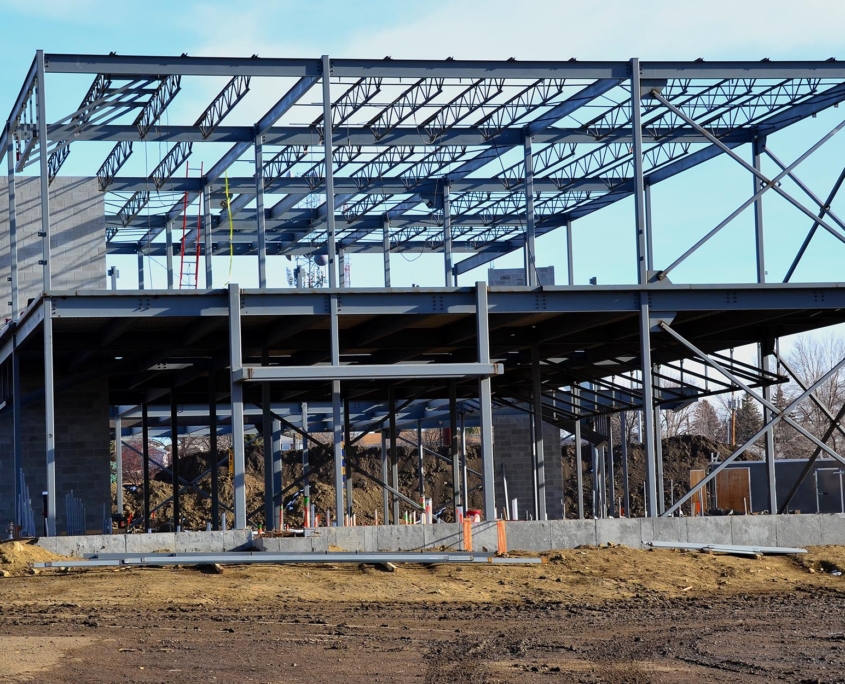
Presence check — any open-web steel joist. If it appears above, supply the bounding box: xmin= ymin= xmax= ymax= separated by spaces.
xmin=5 ymin=52 xmax=845 ymax=535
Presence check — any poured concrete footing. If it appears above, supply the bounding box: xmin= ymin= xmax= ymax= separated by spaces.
xmin=34 ymin=514 xmax=845 ymax=558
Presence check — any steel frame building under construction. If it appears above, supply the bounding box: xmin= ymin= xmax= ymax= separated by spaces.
xmin=3 ymin=51 xmax=845 ymax=536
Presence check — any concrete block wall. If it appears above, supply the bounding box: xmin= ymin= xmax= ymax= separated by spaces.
xmin=0 ymin=176 xmax=106 ymax=316
xmin=0 ymin=371 xmax=110 ymax=533
xmin=493 ymin=413 xmax=563 ymax=519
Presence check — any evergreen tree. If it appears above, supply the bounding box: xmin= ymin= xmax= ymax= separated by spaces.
xmin=735 ymin=395 xmax=763 ymax=444
xmin=692 ymin=399 xmax=722 ymax=440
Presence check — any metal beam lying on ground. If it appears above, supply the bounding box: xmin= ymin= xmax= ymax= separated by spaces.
xmin=34 ymin=551 xmax=543 ymax=568
xmin=646 ymin=541 xmax=807 ymax=556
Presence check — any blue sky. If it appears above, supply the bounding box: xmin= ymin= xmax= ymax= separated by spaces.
xmin=3 ymin=0 xmax=845 ymax=295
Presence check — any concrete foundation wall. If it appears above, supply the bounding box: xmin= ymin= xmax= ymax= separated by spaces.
xmin=493 ymin=413 xmax=563 ymax=519
xmin=0 ymin=176 xmax=106 ymax=316
xmin=36 ymin=515 xmax=844 ymax=558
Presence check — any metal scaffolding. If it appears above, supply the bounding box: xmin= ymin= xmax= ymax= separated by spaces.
xmin=4 ymin=52 xmax=845 ymax=534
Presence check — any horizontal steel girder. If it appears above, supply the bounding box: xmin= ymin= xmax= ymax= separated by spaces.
xmin=234 ymin=363 xmax=502 ymax=382
xmin=43 ymin=54 xmax=845 ymax=80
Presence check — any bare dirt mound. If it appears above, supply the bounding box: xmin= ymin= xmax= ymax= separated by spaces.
xmin=0 ymin=540 xmax=65 ymax=576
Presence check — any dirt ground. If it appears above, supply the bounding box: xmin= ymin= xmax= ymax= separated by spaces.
xmin=3 ymin=540 xmax=845 ymax=683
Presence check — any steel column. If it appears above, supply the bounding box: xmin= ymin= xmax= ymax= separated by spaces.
xmin=476 ymin=282 xmax=496 ymax=520
xmin=36 ymin=50 xmax=51 ymax=292
xmin=209 ymin=373 xmax=219 ymax=530
xmin=444 ymin=185 xmax=453 ymax=286
xmin=565 ymin=219 xmax=574 ymax=286
xmin=417 ymin=419 xmax=425 ymax=502
xmin=332 ymin=382 xmax=344 ymax=524
xmin=170 ymin=388 xmax=180 ymax=529
xmin=449 ymin=380 xmax=460 ymax=512
xmin=460 ymin=413 xmax=468 ymax=511
xmin=574 ymin=384 xmax=584 ymax=519
xmin=228 ymin=283 xmax=247 ymax=529
xmin=203 ymin=186 xmax=213 ymax=288
xmin=344 ymin=397 xmax=353 ymax=517
xmin=631 ymin=58 xmax=648 ymax=286
xmin=262 ymin=353 xmax=274 ymax=529
xmin=607 ymin=416 xmax=616 ymax=517
xmin=115 ymin=413 xmax=124 ymax=516
xmin=621 ymin=411 xmax=631 ymax=516
xmin=644 ymin=183 xmax=654 ymax=272
xmin=272 ymin=419 xmax=283 ymax=529
xmin=532 ymin=344 xmax=546 ymax=520
xmin=389 ymin=388 xmax=400 ymax=524
xmin=137 ymin=251 xmax=145 ymax=290
xmin=639 ymin=313 xmax=658 ymax=516
xmin=321 ymin=55 xmax=338 ymax=288
xmin=255 ymin=139 xmax=267 ymax=288
xmin=382 ymin=219 xmax=391 ymax=287
xmin=524 ymin=133 xmax=537 ymax=286
xmin=142 ymin=402 xmax=150 ymax=528
xmin=381 ymin=429 xmax=389 ymax=522
xmin=43 ymin=307 xmax=56 ymax=536
xmin=301 ymin=402 xmax=310 ymax=507
xmin=165 ymin=221 xmax=174 ymax=289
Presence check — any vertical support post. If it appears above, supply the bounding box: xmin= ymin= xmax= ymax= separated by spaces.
xmin=573 ymin=384 xmax=584 ymax=519
xmin=344 ymin=397 xmax=353 ymax=518
xmin=532 ymin=344 xmax=547 ymax=519
xmin=621 ymin=411 xmax=631 ymax=516
xmin=321 ymin=55 xmax=338 ymax=289
xmin=639 ymin=315 xmax=658 ymax=517
xmin=644 ymin=183 xmax=654 ymax=272
xmin=170 ymin=388 xmax=180 ymax=529
xmin=632 ymin=58 xmax=657 ymax=517
xmin=137 ymin=251 xmax=145 ymax=290
xmin=115 ymin=412 xmax=124 ymax=517
xmin=142 ymin=402 xmax=150 ymax=528
xmin=209 ymin=372 xmax=219 ymax=530
xmin=301 ymin=401 xmax=310 ymax=507
xmin=7 ymin=130 xmax=19 ymax=319
xmin=203 ymin=187 xmax=213 ymax=288
xmin=165 ymin=220 xmax=174 ymax=289
xmin=380 ymin=429 xmax=389 ymax=523
xmin=654 ymin=367 xmax=665 ymax=515
xmin=476 ymin=282 xmax=496 ymax=520
xmin=261 ymin=350 xmax=274 ymax=530
xmin=382 ymin=218 xmax=391 ymax=287
xmin=631 ymin=57 xmax=649 ymax=287
xmin=43 ymin=306 xmax=56 ymax=536
xmin=255 ymin=139 xmax=267 ymax=288
xmin=524 ymin=133 xmax=537 ymax=286
xmin=338 ymin=250 xmax=345 ymax=288
xmin=389 ymin=388 xmax=400 ymax=524
xmin=332 ymin=382 xmax=343 ymax=524
xmin=272 ymin=418 xmax=283 ymax=529
xmin=607 ymin=416 xmax=616 ymax=517
xmin=449 ymin=380 xmax=460 ymax=512
xmin=443 ymin=185 xmax=453 ymax=287
xmin=460 ymin=412 xmax=469 ymax=510
xmin=323 ymin=55 xmax=344 ymax=525
xmin=565 ymin=219 xmax=574 ymax=286
xmin=36 ymin=50 xmax=51 ymax=292
xmin=228 ymin=283 xmax=247 ymax=529
xmin=417 ymin=419 xmax=425 ymax=502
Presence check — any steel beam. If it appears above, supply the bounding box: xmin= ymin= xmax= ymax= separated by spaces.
xmin=43 ymin=307 xmax=56 ymax=536
xmin=7 ymin=130 xmax=19 ymax=320
xmin=228 ymin=284 xmax=247 ymax=529
xmin=255 ymin=140 xmax=267 ymax=288
xmin=524 ymin=134 xmax=537 ymax=286
xmin=476 ymin=282 xmax=496 ymax=520
xmin=36 ymin=51 xmax=51 ymax=292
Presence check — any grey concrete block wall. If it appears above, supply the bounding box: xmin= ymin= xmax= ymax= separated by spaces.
xmin=0 ymin=176 xmax=106 ymax=315
xmin=0 ymin=371 xmax=110 ymax=533
xmin=493 ymin=412 xmax=563 ymax=519
xmin=0 ymin=176 xmax=108 ymax=532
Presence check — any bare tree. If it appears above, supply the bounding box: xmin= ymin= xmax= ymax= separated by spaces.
xmin=691 ymin=399 xmax=722 ymax=440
